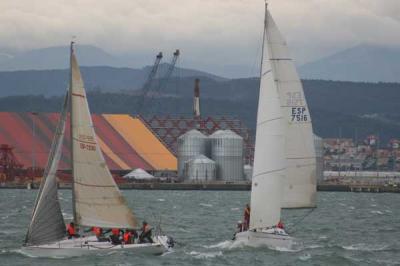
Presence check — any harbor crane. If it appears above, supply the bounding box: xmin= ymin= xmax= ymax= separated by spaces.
xmin=137 ymin=52 xmax=163 ymax=113
xmin=139 ymin=50 xmax=180 ymax=115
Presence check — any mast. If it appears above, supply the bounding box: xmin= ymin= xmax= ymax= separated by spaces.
xmin=69 ymin=41 xmax=77 ymax=224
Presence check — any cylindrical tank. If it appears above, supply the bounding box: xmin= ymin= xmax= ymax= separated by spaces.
xmin=314 ymin=135 xmax=324 ymax=183
xmin=177 ymin=129 xmax=208 ymax=179
xmin=184 ymin=155 xmax=216 ymax=181
xmin=244 ymin=164 xmax=253 ymax=181
xmin=210 ymin=130 xmax=244 ymax=181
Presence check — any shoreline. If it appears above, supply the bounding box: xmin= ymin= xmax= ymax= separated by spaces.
xmin=1 ymin=182 xmax=399 ymax=193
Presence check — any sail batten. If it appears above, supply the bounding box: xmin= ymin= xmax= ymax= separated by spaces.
xmin=265 ymin=10 xmax=317 ymax=209
xmin=69 ymin=45 xmax=137 ymax=229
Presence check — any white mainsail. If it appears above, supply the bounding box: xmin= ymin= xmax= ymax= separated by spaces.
xmin=25 ymin=93 xmax=69 ymax=245
xmin=69 ymin=44 xmax=137 ymax=228
xmin=265 ymin=9 xmax=317 ymax=208
xmin=249 ymin=5 xmax=286 ymax=230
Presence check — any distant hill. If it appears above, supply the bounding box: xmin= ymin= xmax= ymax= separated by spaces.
xmin=299 ymin=44 xmax=400 ymax=83
xmin=0 ymin=65 xmax=226 ymax=97
xmin=1 ymin=78 xmax=399 ymax=142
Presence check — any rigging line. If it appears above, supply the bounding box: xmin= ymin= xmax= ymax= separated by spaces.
xmin=286 ymin=207 xmax=316 ymax=234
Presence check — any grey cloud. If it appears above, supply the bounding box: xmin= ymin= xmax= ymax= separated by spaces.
xmin=0 ymin=0 xmax=399 ymax=77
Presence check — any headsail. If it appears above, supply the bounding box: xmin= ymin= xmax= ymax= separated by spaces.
xmin=25 ymin=93 xmax=68 ymax=245
xmin=69 ymin=43 xmax=137 ymax=229
xmin=249 ymin=3 xmax=285 ymax=230
xmin=265 ymin=9 xmax=317 ymax=208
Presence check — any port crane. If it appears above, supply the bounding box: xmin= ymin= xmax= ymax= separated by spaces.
xmin=137 ymin=52 xmax=163 ymax=113
xmin=143 ymin=49 xmax=180 ymax=112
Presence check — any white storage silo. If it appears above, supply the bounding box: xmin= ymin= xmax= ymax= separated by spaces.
xmin=210 ymin=130 xmax=244 ymax=181
xmin=184 ymin=155 xmax=216 ymax=181
xmin=314 ymin=134 xmax=324 ymax=183
xmin=177 ymin=129 xmax=208 ymax=179
xmin=244 ymin=164 xmax=253 ymax=181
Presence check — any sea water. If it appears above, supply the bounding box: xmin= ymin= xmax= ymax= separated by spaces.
xmin=0 ymin=190 xmax=399 ymax=265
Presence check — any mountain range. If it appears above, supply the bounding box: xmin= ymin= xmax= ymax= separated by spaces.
xmin=1 ymin=44 xmax=400 ymax=82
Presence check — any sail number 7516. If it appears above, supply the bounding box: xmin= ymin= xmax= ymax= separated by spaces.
xmin=291 ymin=107 xmax=308 ymax=122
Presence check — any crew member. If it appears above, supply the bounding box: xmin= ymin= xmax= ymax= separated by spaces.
xmin=139 ymin=221 xmax=153 ymax=243
xmin=243 ymin=204 xmax=251 ymax=231
xmin=123 ymin=229 xmax=134 ymax=244
xmin=277 ymin=220 xmax=284 ymax=229
xmin=109 ymin=228 xmax=122 ymax=245
xmin=66 ymin=222 xmax=79 ymax=239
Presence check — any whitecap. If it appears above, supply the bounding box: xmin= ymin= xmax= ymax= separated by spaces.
xmin=319 ymin=235 xmax=328 ymax=240
xmin=62 ymin=212 xmax=73 ymax=219
xmin=370 ymin=204 xmax=377 ymax=207
xmin=348 ymin=206 xmax=355 ymax=210
xmin=306 ymin=244 xmax=323 ymax=249
xmin=370 ymin=210 xmax=383 ymax=215
xmin=231 ymin=207 xmax=239 ymax=211
xmin=157 ymin=199 xmax=166 ymax=202
xmin=299 ymin=253 xmax=311 ymax=261
xmin=199 ymin=203 xmax=213 ymax=208
xmin=342 ymin=243 xmax=388 ymax=251
xmin=188 ymin=251 xmax=223 ymax=259
xmin=203 ymin=240 xmax=233 ymax=249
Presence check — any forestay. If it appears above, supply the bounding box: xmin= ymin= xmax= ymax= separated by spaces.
xmin=69 ymin=45 xmax=137 ymax=228
xmin=249 ymin=6 xmax=285 ymax=230
xmin=265 ymin=10 xmax=317 ymax=208
xmin=25 ymin=93 xmax=69 ymax=245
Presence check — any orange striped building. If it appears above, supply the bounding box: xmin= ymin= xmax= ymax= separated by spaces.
xmin=0 ymin=112 xmax=177 ymax=172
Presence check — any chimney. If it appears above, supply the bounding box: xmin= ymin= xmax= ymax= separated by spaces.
xmin=193 ymin=78 xmax=201 ymax=118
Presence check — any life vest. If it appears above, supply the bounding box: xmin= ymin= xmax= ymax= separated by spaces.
xmin=123 ymin=231 xmax=132 ymax=243
xmin=112 ymin=228 xmax=120 ymax=236
xmin=93 ymin=227 xmax=102 ymax=236
xmin=67 ymin=224 xmax=75 ymax=235
xmin=277 ymin=221 xmax=284 ymax=229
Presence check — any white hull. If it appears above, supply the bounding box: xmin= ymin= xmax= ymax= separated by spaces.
xmin=21 ymin=235 xmax=171 ymax=258
xmin=234 ymin=228 xmax=294 ymax=250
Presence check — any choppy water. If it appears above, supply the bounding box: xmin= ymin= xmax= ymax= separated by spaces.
xmin=0 ymin=190 xmax=399 ymax=265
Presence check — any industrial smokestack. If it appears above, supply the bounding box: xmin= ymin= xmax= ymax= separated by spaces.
xmin=193 ymin=78 xmax=201 ymax=118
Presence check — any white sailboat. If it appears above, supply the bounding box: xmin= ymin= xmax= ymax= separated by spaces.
xmin=21 ymin=43 xmax=173 ymax=258
xmin=233 ymin=3 xmax=301 ymax=249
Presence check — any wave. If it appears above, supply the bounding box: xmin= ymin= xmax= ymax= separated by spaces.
xmin=299 ymin=253 xmax=311 ymax=261
xmin=370 ymin=210 xmax=384 ymax=215
xmin=188 ymin=251 xmax=223 ymax=259
xmin=199 ymin=203 xmax=213 ymax=208
xmin=203 ymin=240 xmax=233 ymax=249
xmin=342 ymin=243 xmax=389 ymax=251
xmin=157 ymin=199 xmax=166 ymax=202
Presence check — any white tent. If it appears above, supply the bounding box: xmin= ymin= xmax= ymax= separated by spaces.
xmin=123 ymin=168 xmax=157 ymax=181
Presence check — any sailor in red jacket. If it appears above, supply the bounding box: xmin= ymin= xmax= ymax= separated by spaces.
xmin=66 ymin=222 xmax=79 ymax=239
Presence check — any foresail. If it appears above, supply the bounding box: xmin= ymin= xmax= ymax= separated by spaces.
xmin=266 ymin=10 xmax=317 ymax=208
xmin=249 ymin=6 xmax=285 ymax=230
xmin=25 ymin=93 xmax=68 ymax=245
xmin=69 ymin=45 xmax=137 ymax=229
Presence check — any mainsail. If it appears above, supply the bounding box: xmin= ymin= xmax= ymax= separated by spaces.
xmin=265 ymin=9 xmax=317 ymax=208
xmin=249 ymin=4 xmax=286 ymax=230
xmin=69 ymin=43 xmax=137 ymax=228
xmin=25 ymin=92 xmax=69 ymax=245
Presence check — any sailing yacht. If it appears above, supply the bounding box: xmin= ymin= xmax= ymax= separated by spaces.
xmin=233 ymin=2 xmax=316 ymax=249
xmin=22 ymin=43 xmax=172 ymax=258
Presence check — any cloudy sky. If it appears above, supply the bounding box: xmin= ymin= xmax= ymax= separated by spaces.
xmin=1 ymin=0 xmax=399 ymax=76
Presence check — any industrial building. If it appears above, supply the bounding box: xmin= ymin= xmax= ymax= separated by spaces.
xmin=0 ymin=112 xmax=176 ymax=182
